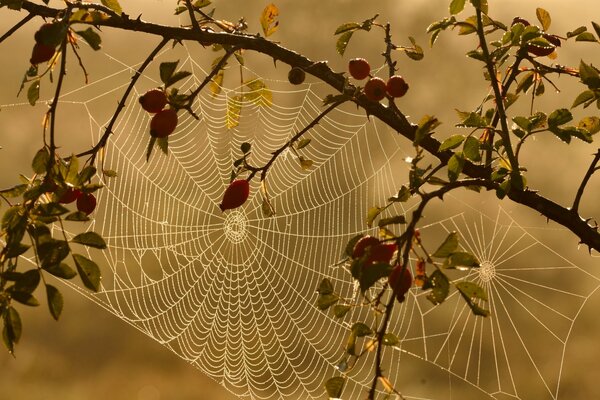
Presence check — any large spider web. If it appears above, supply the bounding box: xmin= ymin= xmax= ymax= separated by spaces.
xmin=2 ymin=34 xmax=600 ymax=400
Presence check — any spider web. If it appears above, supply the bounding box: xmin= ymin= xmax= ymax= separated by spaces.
xmin=2 ymin=38 xmax=599 ymax=400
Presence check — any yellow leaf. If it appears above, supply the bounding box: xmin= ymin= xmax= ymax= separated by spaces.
xmin=260 ymin=3 xmax=279 ymax=37
xmin=226 ymin=95 xmax=242 ymax=129
xmin=210 ymin=68 xmax=225 ymax=96
xmin=378 ymin=376 xmax=395 ymax=393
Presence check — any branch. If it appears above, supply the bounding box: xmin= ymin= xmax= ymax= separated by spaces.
xmin=572 ymin=149 xmax=600 ymax=214
xmin=0 ymin=13 xmax=35 ymax=44
xmin=13 ymin=1 xmax=600 ymax=251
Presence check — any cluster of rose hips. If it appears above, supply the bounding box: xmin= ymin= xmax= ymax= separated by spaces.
xmin=512 ymin=17 xmax=561 ymax=57
xmin=348 ymin=58 xmax=409 ymax=102
xmin=351 ymin=235 xmax=412 ymax=303
xmin=30 ymin=23 xmax=59 ymax=65
xmin=57 ymin=186 xmax=97 ymax=215
xmin=139 ymin=89 xmax=178 ymax=138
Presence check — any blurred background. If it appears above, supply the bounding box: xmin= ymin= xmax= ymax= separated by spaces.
xmin=1 ymin=0 xmax=599 ymax=399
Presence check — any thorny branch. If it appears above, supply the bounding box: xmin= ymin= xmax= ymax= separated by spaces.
xmin=11 ymin=0 xmax=600 ymax=252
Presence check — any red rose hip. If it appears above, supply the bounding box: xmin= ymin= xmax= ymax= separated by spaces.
xmin=58 ymin=187 xmax=82 ymax=204
xmin=76 ymin=193 xmax=97 ymax=215
xmin=352 ymin=235 xmax=380 ymax=258
xmin=219 ymin=179 xmax=250 ymax=212
xmin=150 ymin=108 xmax=178 ymax=138
xmin=386 ymin=75 xmax=409 ymax=98
xmin=364 ymin=77 xmax=387 ymax=102
xmin=388 ymin=264 xmax=412 ymax=303
xmin=348 ymin=58 xmax=371 ymax=80
xmin=140 ymin=89 xmax=168 ymax=113
xmin=30 ymin=42 xmax=55 ymax=65
xmin=288 ymin=67 xmax=306 ymax=85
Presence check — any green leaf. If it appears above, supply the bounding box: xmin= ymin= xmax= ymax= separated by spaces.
xmin=325 ymin=377 xmax=345 ymax=398
xmin=334 ymin=22 xmax=360 ymax=35
xmin=38 ymin=240 xmax=70 ymax=269
xmin=469 ymin=0 xmax=487 ymax=12
xmin=336 ymin=30 xmax=354 ymax=56
xmin=439 ymin=134 xmax=465 ymax=151
xmin=345 ymin=234 xmax=364 ymax=258
xmin=576 ymin=32 xmax=597 ymax=42
xmin=548 ymin=108 xmax=573 ymax=127
xmin=34 ymin=202 xmax=69 ymax=218
xmin=296 ymin=138 xmax=311 ymax=150
xmin=14 ymin=269 xmax=40 ymax=294
xmin=45 ymin=284 xmax=63 ymax=320
xmin=425 ymin=270 xmax=450 ymax=305
xmin=593 ymin=22 xmax=600 ymax=39
xmin=366 ymin=206 xmax=383 ymax=228
xmin=77 ymin=165 xmax=97 ymax=185
xmin=333 ymin=305 xmax=351 ymax=318
xmin=535 ymin=7 xmax=551 ymax=31
xmin=3 ymin=307 xmax=22 ymax=353
xmin=388 ymin=186 xmax=411 ymax=202
xmin=378 ymin=215 xmax=406 ymax=228
xmin=6 ymin=243 xmax=30 ymax=258
xmin=456 ymin=281 xmax=488 ymax=301
xmin=415 ymin=115 xmax=441 ymax=145
xmin=44 ymin=262 xmax=77 ymax=279
xmin=75 ymin=27 xmax=102 ymax=50
xmin=71 ymin=231 xmax=107 ymax=249
xmin=432 ymin=231 xmax=458 ymax=258
xmin=159 ymin=61 xmax=179 ymax=86
xmin=445 ymin=251 xmax=480 ymax=268
xmin=351 ymin=322 xmax=372 ymax=337
xmin=579 ymin=60 xmax=600 ymax=89
xmin=449 ymin=0 xmax=466 ymax=15
xmin=101 ymin=0 xmax=122 ymax=14
xmin=463 ymin=136 xmax=481 ymax=162
xmin=447 ymin=152 xmax=465 ymax=182
xmin=27 ymin=79 xmax=40 ymax=106
xmin=317 ymin=294 xmax=338 ymax=310
xmin=572 ymin=90 xmax=595 ymax=108
xmin=65 ymin=211 xmax=90 ymax=222
xmin=166 ymin=71 xmax=192 ymax=88
xmin=298 ymin=156 xmax=313 ymax=170
xmin=382 ymin=332 xmax=400 ymax=346
xmin=65 ymin=155 xmax=79 ymax=185
xmin=0 ymin=184 xmax=28 ymax=198
xmin=317 ymin=278 xmax=334 ymax=295
xmin=567 ymin=26 xmax=587 ymax=38
xmin=32 ymin=148 xmax=50 ymax=174
xmin=359 ymin=262 xmax=393 ymax=293
xmin=73 ymin=254 xmax=102 ymax=292
xmin=10 ymin=291 xmax=39 ymax=306
xmin=457 ymin=112 xmax=487 ymax=128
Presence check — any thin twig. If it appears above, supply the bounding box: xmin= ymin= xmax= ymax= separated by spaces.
xmin=184 ymin=0 xmax=202 ymax=32
xmin=246 ymin=99 xmax=347 ymax=182
xmin=475 ymin=8 xmax=519 ymax=174
xmin=0 ymin=13 xmax=35 ymax=44
xmin=572 ymin=149 xmax=600 ymax=213
xmin=76 ymin=37 xmax=170 ymax=161
xmin=47 ymin=39 xmax=68 ymax=163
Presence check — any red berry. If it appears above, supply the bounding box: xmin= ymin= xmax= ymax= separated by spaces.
xmin=352 ymin=235 xmax=380 ymax=258
xmin=528 ymin=34 xmax=561 ymax=57
xmin=140 ymin=89 xmax=168 ymax=114
xmin=150 ymin=108 xmax=178 ymax=138
xmin=364 ymin=77 xmax=387 ymax=102
xmin=388 ymin=264 xmax=412 ymax=303
xmin=348 ymin=58 xmax=371 ymax=80
xmin=58 ymin=187 xmax=82 ymax=204
xmin=34 ymin=23 xmax=54 ymax=44
xmin=366 ymin=243 xmax=397 ymax=265
xmin=219 ymin=179 xmax=250 ymax=212
xmin=511 ymin=17 xmax=530 ymax=27
xmin=76 ymin=193 xmax=97 ymax=215
xmin=30 ymin=42 xmax=55 ymax=65
xmin=386 ymin=75 xmax=409 ymax=98
xmin=288 ymin=67 xmax=306 ymax=85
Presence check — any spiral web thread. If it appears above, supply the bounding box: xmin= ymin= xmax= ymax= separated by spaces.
xmin=2 ymin=41 xmax=599 ymax=400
